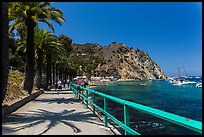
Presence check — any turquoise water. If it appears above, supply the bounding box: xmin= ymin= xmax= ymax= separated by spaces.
xmin=92 ymin=80 xmax=202 ymax=135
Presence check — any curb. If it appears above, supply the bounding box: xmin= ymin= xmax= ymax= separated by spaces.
xmin=2 ymin=90 xmax=44 ymax=118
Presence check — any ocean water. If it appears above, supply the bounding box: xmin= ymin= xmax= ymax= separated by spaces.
xmin=92 ymin=79 xmax=202 ymax=135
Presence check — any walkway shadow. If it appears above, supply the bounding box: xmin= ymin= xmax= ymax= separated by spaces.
xmin=33 ymin=97 xmax=81 ymax=104
xmin=44 ymin=92 xmax=73 ymax=95
xmin=49 ymin=89 xmax=70 ymax=91
xmin=2 ymin=108 xmax=104 ymax=135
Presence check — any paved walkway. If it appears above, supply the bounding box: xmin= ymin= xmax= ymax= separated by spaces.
xmin=2 ymin=89 xmax=116 ymax=135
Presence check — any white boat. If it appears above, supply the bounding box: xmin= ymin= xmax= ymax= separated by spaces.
xmin=170 ymin=65 xmax=196 ymax=86
xmin=100 ymin=79 xmax=110 ymax=82
xmin=172 ymin=79 xmax=197 ymax=86
xmin=168 ymin=76 xmax=197 ymax=86
xmin=196 ymin=82 xmax=202 ymax=88
xmin=140 ymin=83 xmax=147 ymax=86
xmin=168 ymin=77 xmax=177 ymax=84
xmin=195 ymin=76 xmax=200 ymax=79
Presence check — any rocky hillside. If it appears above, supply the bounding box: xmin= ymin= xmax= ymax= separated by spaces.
xmin=69 ymin=42 xmax=167 ymax=80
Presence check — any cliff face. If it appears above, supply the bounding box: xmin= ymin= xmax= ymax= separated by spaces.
xmin=70 ymin=42 xmax=168 ymax=80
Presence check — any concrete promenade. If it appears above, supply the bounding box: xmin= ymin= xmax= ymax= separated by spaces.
xmin=2 ymin=89 xmax=117 ymax=135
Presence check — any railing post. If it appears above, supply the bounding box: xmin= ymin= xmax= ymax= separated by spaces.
xmin=81 ymin=90 xmax=84 ymax=104
xmin=104 ymin=97 xmax=108 ymax=127
xmin=78 ymin=87 xmax=80 ymax=100
xmin=86 ymin=90 xmax=88 ymax=108
xmin=92 ymin=92 xmax=95 ymax=115
xmin=74 ymin=85 xmax=76 ymax=94
xmin=124 ymin=105 xmax=130 ymax=135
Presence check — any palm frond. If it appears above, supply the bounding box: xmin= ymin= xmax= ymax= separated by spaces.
xmin=16 ymin=44 xmax=26 ymax=53
xmin=39 ymin=19 xmax=55 ymax=32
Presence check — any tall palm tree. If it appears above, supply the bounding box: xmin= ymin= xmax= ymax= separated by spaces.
xmin=2 ymin=2 xmax=9 ymax=102
xmin=34 ymin=28 xmax=47 ymax=89
xmin=8 ymin=2 xmax=65 ymax=94
xmin=44 ymin=35 xmax=64 ymax=90
xmin=17 ymin=28 xmax=66 ymax=90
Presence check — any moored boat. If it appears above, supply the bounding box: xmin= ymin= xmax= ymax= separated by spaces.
xmin=169 ymin=65 xmax=197 ymax=86
xmin=172 ymin=80 xmax=197 ymax=86
xmin=196 ymin=82 xmax=202 ymax=88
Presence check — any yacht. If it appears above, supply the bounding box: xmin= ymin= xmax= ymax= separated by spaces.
xmin=172 ymin=79 xmax=197 ymax=86
xmin=169 ymin=66 xmax=196 ymax=86
xmin=168 ymin=77 xmax=177 ymax=84
xmin=196 ymin=82 xmax=202 ymax=88
xmin=168 ymin=76 xmax=196 ymax=86
xmin=195 ymin=76 xmax=200 ymax=79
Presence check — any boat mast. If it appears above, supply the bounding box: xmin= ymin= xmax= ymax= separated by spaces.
xmin=178 ymin=67 xmax=181 ymax=78
xmin=182 ymin=63 xmax=187 ymax=77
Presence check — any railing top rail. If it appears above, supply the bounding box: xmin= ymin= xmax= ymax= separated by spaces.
xmin=71 ymin=82 xmax=202 ymax=134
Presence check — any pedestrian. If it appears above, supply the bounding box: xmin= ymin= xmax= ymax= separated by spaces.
xmin=63 ymin=79 xmax=66 ymax=88
xmin=83 ymin=79 xmax=88 ymax=88
xmin=55 ymin=80 xmax=58 ymax=91
xmin=67 ymin=79 xmax=70 ymax=89
xmin=58 ymin=79 xmax=62 ymax=93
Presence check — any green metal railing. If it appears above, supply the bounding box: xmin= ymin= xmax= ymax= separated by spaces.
xmin=70 ymin=82 xmax=202 ymax=135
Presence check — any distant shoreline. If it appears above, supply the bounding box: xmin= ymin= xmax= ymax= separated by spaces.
xmin=87 ymin=79 xmax=165 ymax=88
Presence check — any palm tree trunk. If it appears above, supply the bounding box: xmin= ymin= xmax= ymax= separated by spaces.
xmin=23 ymin=18 xmax=35 ymax=94
xmin=56 ymin=64 xmax=59 ymax=81
xmin=34 ymin=49 xmax=43 ymax=90
xmin=59 ymin=65 xmax=62 ymax=80
xmin=63 ymin=67 xmax=65 ymax=80
xmin=49 ymin=60 xmax=52 ymax=86
xmin=2 ymin=2 xmax=9 ymax=102
xmin=45 ymin=54 xmax=51 ymax=90
xmin=55 ymin=63 xmax=59 ymax=81
xmin=61 ymin=66 xmax=64 ymax=80
xmin=52 ymin=61 xmax=55 ymax=85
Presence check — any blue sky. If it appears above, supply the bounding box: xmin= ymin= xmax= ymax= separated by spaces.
xmin=40 ymin=2 xmax=202 ymax=76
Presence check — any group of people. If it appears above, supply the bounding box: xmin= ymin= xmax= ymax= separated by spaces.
xmin=54 ymin=78 xmax=88 ymax=93
xmin=55 ymin=79 xmax=70 ymax=91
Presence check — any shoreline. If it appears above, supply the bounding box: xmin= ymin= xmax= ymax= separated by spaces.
xmin=87 ymin=79 xmax=166 ymax=88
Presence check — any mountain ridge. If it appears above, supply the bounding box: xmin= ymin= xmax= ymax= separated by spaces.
xmin=69 ymin=42 xmax=168 ymax=80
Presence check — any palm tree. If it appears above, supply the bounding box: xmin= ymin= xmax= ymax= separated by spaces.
xmin=44 ymin=35 xmax=64 ymax=90
xmin=17 ymin=28 xmax=66 ymax=90
xmin=2 ymin=2 xmax=9 ymax=102
xmin=33 ymin=28 xmax=47 ymax=89
xmin=8 ymin=2 xmax=65 ymax=94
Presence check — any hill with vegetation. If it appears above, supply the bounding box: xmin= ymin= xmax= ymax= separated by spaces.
xmin=69 ymin=42 xmax=168 ymax=80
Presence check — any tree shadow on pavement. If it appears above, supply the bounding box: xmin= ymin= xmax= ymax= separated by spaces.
xmin=44 ymin=92 xmax=73 ymax=94
xmin=33 ymin=97 xmax=81 ymax=104
xmin=2 ymin=108 xmax=104 ymax=135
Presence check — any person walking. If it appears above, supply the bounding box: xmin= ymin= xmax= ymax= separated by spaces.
xmin=55 ymin=80 xmax=58 ymax=91
xmin=83 ymin=79 xmax=88 ymax=88
xmin=63 ymin=79 xmax=66 ymax=88
xmin=57 ymin=79 xmax=62 ymax=93
xmin=67 ymin=79 xmax=70 ymax=89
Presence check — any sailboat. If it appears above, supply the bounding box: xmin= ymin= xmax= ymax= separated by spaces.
xmin=170 ymin=65 xmax=196 ymax=86
xmin=172 ymin=79 xmax=196 ymax=86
